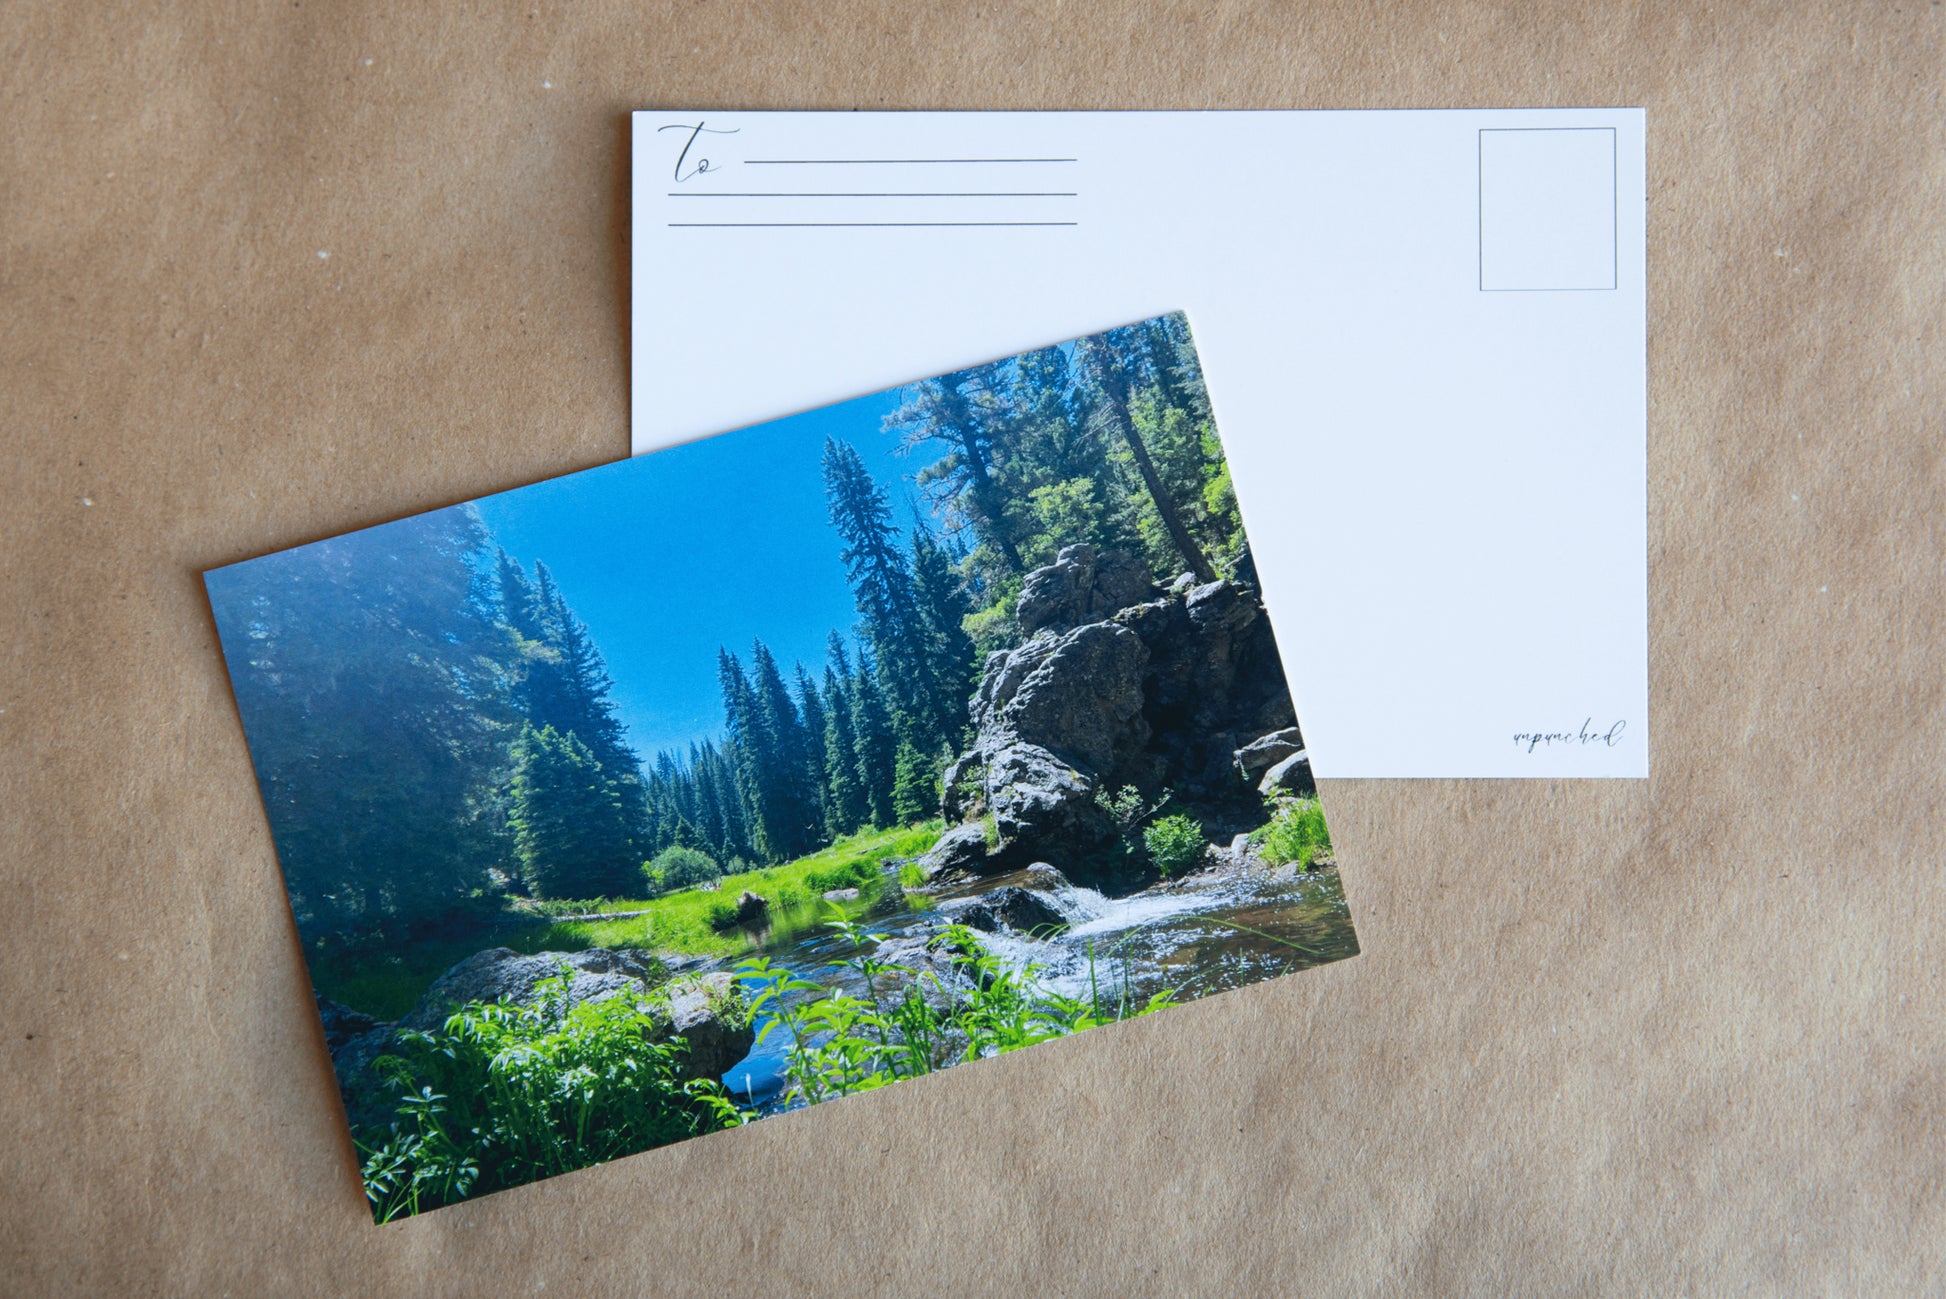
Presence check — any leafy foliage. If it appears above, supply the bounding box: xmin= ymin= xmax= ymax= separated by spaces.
xmin=646 ymin=845 xmax=721 ymax=893
xmin=739 ymin=915 xmax=1177 ymax=1109
xmin=1255 ymin=797 xmax=1333 ymax=869
xmin=1143 ymin=813 xmax=1206 ymax=878
xmin=356 ymin=971 xmax=742 ymax=1222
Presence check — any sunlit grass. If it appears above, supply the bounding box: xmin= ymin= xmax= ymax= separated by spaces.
xmin=312 ymin=823 xmax=944 ymax=1020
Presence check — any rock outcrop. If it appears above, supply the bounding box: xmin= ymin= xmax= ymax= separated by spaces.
xmin=942 ymin=885 xmax=1070 ymax=938
xmin=400 ymin=946 xmax=669 ymax=1031
xmin=328 ymin=946 xmax=755 ymax=1125
xmin=937 ymin=544 xmax=1301 ymax=885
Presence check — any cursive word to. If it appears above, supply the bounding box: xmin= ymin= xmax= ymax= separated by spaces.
xmin=657 ymin=121 xmax=740 ymax=182
xmin=1512 ymin=718 xmax=1626 ymax=754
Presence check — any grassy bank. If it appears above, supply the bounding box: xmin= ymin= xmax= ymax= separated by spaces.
xmin=312 ymin=823 xmax=944 ymax=1021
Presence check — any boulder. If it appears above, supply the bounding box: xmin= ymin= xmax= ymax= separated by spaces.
xmin=660 ymin=972 xmax=756 ymax=1081
xmin=821 ymin=887 xmax=861 ymax=902
xmin=943 ymin=886 xmax=1070 ymax=938
xmin=1234 ymin=727 xmax=1304 ymax=779
xmin=1258 ymin=750 xmax=1314 ymax=796
xmin=315 ymin=996 xmax=379 ymax=1053
xmin=994 ymin=620 xmax=1150 ymax=773
xmin=1015 ymin=543 xmax=1155 ymax=635
xmin=400 ymin=946 xmax=671 ymax=1031
xmin=1021 ymin=862 xmax=1071 ymax=891
xmin=730 ymin=891 xmax=769 ymax=925
xmin=932 ymin=547 xmax=1307 ymax=886
xmin=984 ymin=742 xmax=1114 ymax=849
xmin=917 ymin=821 xmax=998 ymax=880
xmin=342 ymin=948 xmax=753 ymax=1106
xmin=866 ymin=933 xmax=977 ymax=1006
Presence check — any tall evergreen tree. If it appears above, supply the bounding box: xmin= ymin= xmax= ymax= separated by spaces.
xmin=205 ymin=505 xmax=514 ymax=940
xmin=1076 ymin=329 xmax=1218 ymax=584
xmin=748 ymin=641 xmax=820 ymax=860
xmin=716 ymin=647 xmax=774 ymax=860
xmin=794 ymin=664 xmax=831 ymax=842
xmin=889 ymin=365 xmax=1026 ymax=572
xmin=909 ymin=525 xmax=978 ymax=748
xmin=850 ymin=647 xmax=899 ymax=828
xmin=508 ymin=723 xmax=637 ymax=899
xmin=821 ymin=661 xmax=866 ymax=837
xmin=822 ymin=437 xmax=939 ymax=755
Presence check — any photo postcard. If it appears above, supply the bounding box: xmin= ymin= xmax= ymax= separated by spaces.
xmin=205 ymin=312 xmax=1359 ymax=1221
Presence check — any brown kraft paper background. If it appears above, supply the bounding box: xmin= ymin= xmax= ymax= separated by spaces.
xmin=3 ymin=3 xmax=1942 ymax=1293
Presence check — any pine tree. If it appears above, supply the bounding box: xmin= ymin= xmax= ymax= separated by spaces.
xmin=794 ymin=664 xmax=831 ymax=842
xmin=205 ymin=504 xmax=515 ymax=940
xmin=1076 ymin=329 xmax=1218 ymax=584
xmin=748 ymin=641 xmax=820 ymax=859
xmin=909 ymin=525 xmax=977 ymax=748
xmin=717 ymin=648 xmax=772 ymax=860
xmin=508 ymin=723 xmax=637 ymax=899
xmin=821 ymin=661 xmax=866 ymax=837
xmin=850 ymin=647 xmax=898 ymax=828
xmin=889 ymin=365 xmax=1026 ymax=572
xmin=891 ymin=739 xmax=938 ymax=825
xmin=821 ymin=437 xmax=938 ymax=755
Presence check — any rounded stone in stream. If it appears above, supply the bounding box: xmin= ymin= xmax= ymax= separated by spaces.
xmin=917 ymin=821 xmax=998 ymax=880
xmin=942 ymin=886 xmax=1070 ymax=938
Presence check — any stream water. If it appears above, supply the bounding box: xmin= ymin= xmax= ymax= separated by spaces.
xmin=707 ymin=862 xmax=1359 ymax=1111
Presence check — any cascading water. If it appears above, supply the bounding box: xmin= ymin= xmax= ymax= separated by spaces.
xmin=715 ymin=860 xmax=1357 ymax=1112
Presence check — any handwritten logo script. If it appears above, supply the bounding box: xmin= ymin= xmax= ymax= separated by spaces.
xmin=1512 ymin=718 xmax=1626 ymax=754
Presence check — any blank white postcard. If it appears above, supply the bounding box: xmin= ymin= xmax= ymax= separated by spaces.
xmin=630 ymin=110 xmax=1648 ymax=778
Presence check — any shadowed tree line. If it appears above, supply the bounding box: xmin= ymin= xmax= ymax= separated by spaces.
xmin=207 ymin=314 xmax=1242 ymax=948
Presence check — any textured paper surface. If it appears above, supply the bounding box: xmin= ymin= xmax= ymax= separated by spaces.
xmin=2 ymin=3 xmax=1943 ymax=1293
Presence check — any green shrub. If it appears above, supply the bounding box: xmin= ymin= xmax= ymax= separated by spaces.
xmin=356 ymin=971 xmax=741 ymax=1222
xmin=1257 ymin=798 xmax=1332 ymax=869
xmin=805 ymin=858 xmax=874 ymax=893
xmin=647 ymin=845 xmax=721 ymax=894
xmin=1143 ymin=814 xmax=1205 ymax=878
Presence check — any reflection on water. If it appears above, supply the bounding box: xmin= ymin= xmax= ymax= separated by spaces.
xmin=712 ymin=863 xmax=1358 ymax=1111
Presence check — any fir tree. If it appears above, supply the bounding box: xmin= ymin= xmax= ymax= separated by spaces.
xmin=891 ymin=739 xmax=939 ymax=825
xmin=889 ymin=365 xmax=1026 ymax=572
xmin=508 ymin=723 xmax=637 ymax=899
xmin=717 ymin=648 xmax=773 ymax=860
xmin=821 ymin=662 xmax=866 ymax=836
xmin=909 ymin=525 xmax=977 ymax=748
xmin=794 ymin=664 xmax=831 ymax=842
xmin=748 ymin=640 xmax=820 ymax=859
xmin=1076 ymin=328 xmax=1218 ymax=584
xmin=821 ymin=437 xmax=937 ymax=754
xmin=850 ymin=647 xmax=898 ymax=828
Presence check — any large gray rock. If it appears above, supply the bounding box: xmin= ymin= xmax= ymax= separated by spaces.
xmin=400 ymin=946 xmax=670 ymax=1031
xmin=660 ymin=972 xmax=756 ymax=1081
xmin=917 ymin=821 xmax=998 ymax=880
xmin=1234 ymin=727 xmax=1304 ymax=779
xmin=993 ymin=621 xmax=1149 ymax=772
xmin=1258 ymin=749 xmax=1314 ymax=796
xmin=942 ymin=886 xmax=1070 ymax=938
xmin=1015 ymin=543 xmax=1155 ymax=635
xmin=933 ymin=548 xmax=1305 ymax=886
xmin=984 ymin=742 xmax=1114 ymax=849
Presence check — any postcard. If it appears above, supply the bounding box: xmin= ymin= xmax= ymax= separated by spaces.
xmin=630 ymin=109 xmax=1649 ymax=778
xmin=206 ymin=313 xmax=1358 ymax=1221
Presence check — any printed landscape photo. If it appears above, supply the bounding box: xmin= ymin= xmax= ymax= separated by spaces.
xmin=205 ymin=312 xmax=1358 ymax=1221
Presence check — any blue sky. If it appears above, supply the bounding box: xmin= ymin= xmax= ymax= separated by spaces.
xmin=474 ymin=386 xmax=934 ymax=759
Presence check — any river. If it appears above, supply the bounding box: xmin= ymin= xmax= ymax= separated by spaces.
xmin=705 ymin=861 xmax=1359 ymax=1112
